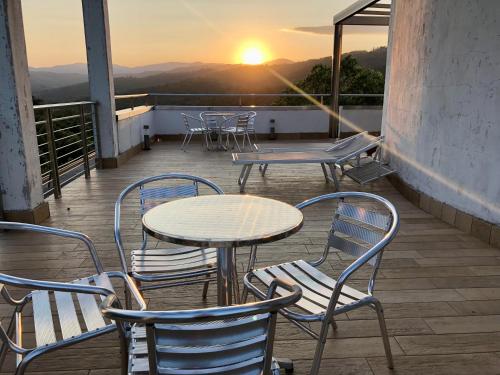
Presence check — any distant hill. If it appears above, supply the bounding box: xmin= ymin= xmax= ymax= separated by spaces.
xmin=347 ymin=47 xmax=387 ymax=73
xmin=32 ymin=48 xmax=386 ymax=103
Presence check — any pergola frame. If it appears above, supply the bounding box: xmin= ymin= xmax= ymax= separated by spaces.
xmin=329 ymin=0 xmax=391 ymax=137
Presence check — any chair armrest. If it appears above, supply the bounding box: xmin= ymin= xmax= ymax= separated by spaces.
xmin=0 ymin=283 xmax=29 ymax=306
xmin=107 ymin=271 xmax=147 ymax=310
xmin=0 ymin=222 xmax=104 ymax=274
xmin=0 ymin=273 xmax=114 ymax=298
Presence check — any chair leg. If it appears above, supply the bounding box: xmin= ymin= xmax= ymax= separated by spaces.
xmin=181 ymin=132 xmax=189 ymax=151
xmin=124 ymin=285 xmax=132 ymax=310
xmin=232 ymin=248 xmax=241 ymax=304
xmin=373 ymin=299 xmax=394 ymax=369
xmin=310 ymin=323 xmax=330 ymax=375
xmin=330 ymin=317 xmax=338 ymax=331
xmin=242 ymin=245 xmax=258 ymax=303
xmin=14 ymin=351 xmax=37 ymax=375
xmin=233 ymin=133 xmax=241 ymax=152
xmin=202 ymin=274 xmax=210 ymax=300
xmin=246 ymin=133 xmax=252 ymax=151
xmin=185 ymin=132 xmax=194 ymax=149
xmin=118 ymin=330 xmax=129 ymax=375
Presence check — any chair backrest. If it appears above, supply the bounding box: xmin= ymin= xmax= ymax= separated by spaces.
xmin=199 ymin=112 xmax=219 ymax=130
xmin=220 ymin=112 xmax=256 ymax=132
xmin=114 ymin=173 xmax=224 ymax=272
xmin=101 ymin=278 xmax=301 ymax=375
xmin=181 ymin=113 xmax=200 ymax=131
xmin=325 ymin=132 xmax=383 ymax=162
xmin=296 ymin=192 xmax=399 ymax=295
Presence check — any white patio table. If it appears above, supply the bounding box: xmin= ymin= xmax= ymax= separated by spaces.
xmin=142 ymin=194 xmax=304 ymax=306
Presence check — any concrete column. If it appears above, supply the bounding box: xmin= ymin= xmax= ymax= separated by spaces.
xmin=329 ymin=23 xmax=343 ymax=138
xmin=82 ymin=0 xmax=119 ymax=168
xmin=0 ymin=0 xmax=49 ymax=223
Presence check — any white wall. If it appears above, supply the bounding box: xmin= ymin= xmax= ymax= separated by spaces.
xmin=339 ymin=106 xmax=382 ymax=133
xmin=152 ymin=105 xmax=382 ymax=135
xmin=116 ymin=106 xmax=154 ymax=154
xmin=153 ymin=106 xmax=329 ymax=135
xmin=382 ymin=0 xmax=500 ymax=223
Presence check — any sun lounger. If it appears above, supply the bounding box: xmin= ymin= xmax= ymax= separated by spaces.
xmin=253 ymin=132 xmax=364 ymax=153
xmin=232 ymin=132 xmax=391 ymax=192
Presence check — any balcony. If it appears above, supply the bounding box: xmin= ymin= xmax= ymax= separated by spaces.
xmin=1 ymin=0 xmax=499 ymax=374
xmin=1 ymin=140 xmax=499 ymax=374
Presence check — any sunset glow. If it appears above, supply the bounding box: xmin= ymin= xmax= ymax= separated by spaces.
xmin=241 ymin=47 xmax=265 ymax=64
xmin=238 ymin=42 xmax=269 ymax=65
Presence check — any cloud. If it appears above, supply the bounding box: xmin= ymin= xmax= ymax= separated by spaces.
xmin=281 ymin=26 xmax=333 ymax=36
xmin=282 ymin=25 xmax=389 ymax=36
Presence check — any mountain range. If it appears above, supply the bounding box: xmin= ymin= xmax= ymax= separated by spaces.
xmin=30 ymin=48 xmax=386 ymax=103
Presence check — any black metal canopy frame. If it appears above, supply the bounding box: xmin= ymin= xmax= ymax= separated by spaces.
xmin=329 ymin=0 xmax=391 ymax=138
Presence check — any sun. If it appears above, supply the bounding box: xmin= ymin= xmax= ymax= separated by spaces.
xmin=241 ymin=47 xmax=265 ymax=65
xmin=238 ymin=42 xmax=269 ymax=65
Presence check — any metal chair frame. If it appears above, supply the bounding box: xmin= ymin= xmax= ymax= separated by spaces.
xmin=115 ymin=174 xmax=229 ymax=305
xmin=0 ymin=222 xmax=146 ymax=375
xmin=101 ymin=278 xmax=302 ymax=375
xmin=244 ymin=192 xmax=400 ymax=375
xmin=180 ymin=113 xmax=209 ymax=151
xmin=223 ymin=111 xmax=257 ymax=151
xmin=199 ymin=112 xmax=225 ymax=150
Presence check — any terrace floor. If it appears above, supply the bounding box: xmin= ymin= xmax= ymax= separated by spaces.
xmin=1 ymin=140 xmax=500 ymax=374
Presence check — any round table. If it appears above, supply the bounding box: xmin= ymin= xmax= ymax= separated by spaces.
xmin=142 ymin=194 xmax=304 ymax=305
xmin=203 ymin=112 xmax=236 ymax=151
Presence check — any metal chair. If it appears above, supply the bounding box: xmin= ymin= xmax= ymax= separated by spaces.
xmin=244 ymin=192 xmax=400 ymax=375
xmin=180 ymin=113 xmax=208 ymax=151
xmin=0 ymin=222 xmax=146 ymax=375
xmin=115 ymin=174 xmax=229 ymax=306
xmin=223 ymin=111 xmax=257 ymax=151
xmin=101 ymin=278 xmax=302 ymax=375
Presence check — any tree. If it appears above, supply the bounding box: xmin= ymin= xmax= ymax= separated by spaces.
xmin=275 ymin=55 xmax=384 ymax=106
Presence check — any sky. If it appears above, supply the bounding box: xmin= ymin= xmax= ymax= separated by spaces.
xmin=21 ymin=0 xmax=388 ymax=68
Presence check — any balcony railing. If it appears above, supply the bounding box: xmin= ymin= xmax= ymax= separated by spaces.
xmin=34 ymin=101 xmax=96 ymax=199
xmin=114 ymin=93 xmax=384 ymax=110
xmin=32 ymin=93 xmax=383 ymax=198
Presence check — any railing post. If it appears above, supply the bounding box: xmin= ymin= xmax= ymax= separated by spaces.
xmin=44 ymin=108 xmax=61 ymax=199
xmin=131 ymin=98 xmax=135 ymax=110
xmin=154 ymin=95 xmax=158 ymax=107
xmin=330 ymin=23 xmax=343 ymax=138
xmin=79 ymin=104 xmax=91 ymax=179
xmin=239 ymin=96 xmax=242 ymax=106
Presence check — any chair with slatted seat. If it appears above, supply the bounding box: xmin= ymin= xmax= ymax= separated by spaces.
xmin=243 ymin=192 xmax=400 ymax=375
xmin=101 ymin=277 xmax=301 ymax=375
xmin=223 ymin=111 xmax=257 ymax=152
xmin=180 ymin=113 xmax=209 ymax=151
xmin=0 ymin=222 xmax=146 ymax=375
xmin=115 ymin=173 xmax=233 ymax=306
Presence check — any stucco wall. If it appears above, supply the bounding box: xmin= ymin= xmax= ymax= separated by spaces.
xmin=152 ymin=106 xmax=382 ymax=135
xmin=116 ymin=106 xmax=154 ymax=154
xmin=382 ymin=0 xmax=500 ymax=224
xmin=153 ymin=106 xmax=329 ymax=135
xmin=339 ymin=106 xmax=382 ymax=133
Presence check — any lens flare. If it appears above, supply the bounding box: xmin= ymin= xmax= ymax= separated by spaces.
xmin=266 ymin=67 xmax=500 ymax=217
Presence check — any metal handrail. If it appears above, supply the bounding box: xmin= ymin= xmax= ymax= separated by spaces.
xmin=33 ymin=101 xmax=95 ymax=109
xmin=33 ymin=102 xmax=97 ymax=199
xmin=115 ymin=92 xmax=384 ymax=109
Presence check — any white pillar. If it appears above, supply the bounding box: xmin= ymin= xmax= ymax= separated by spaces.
xmin=82 ymin=0 xmax=119 ymax=168
xmin=0 ymin=0 xmax=49 ymax=223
